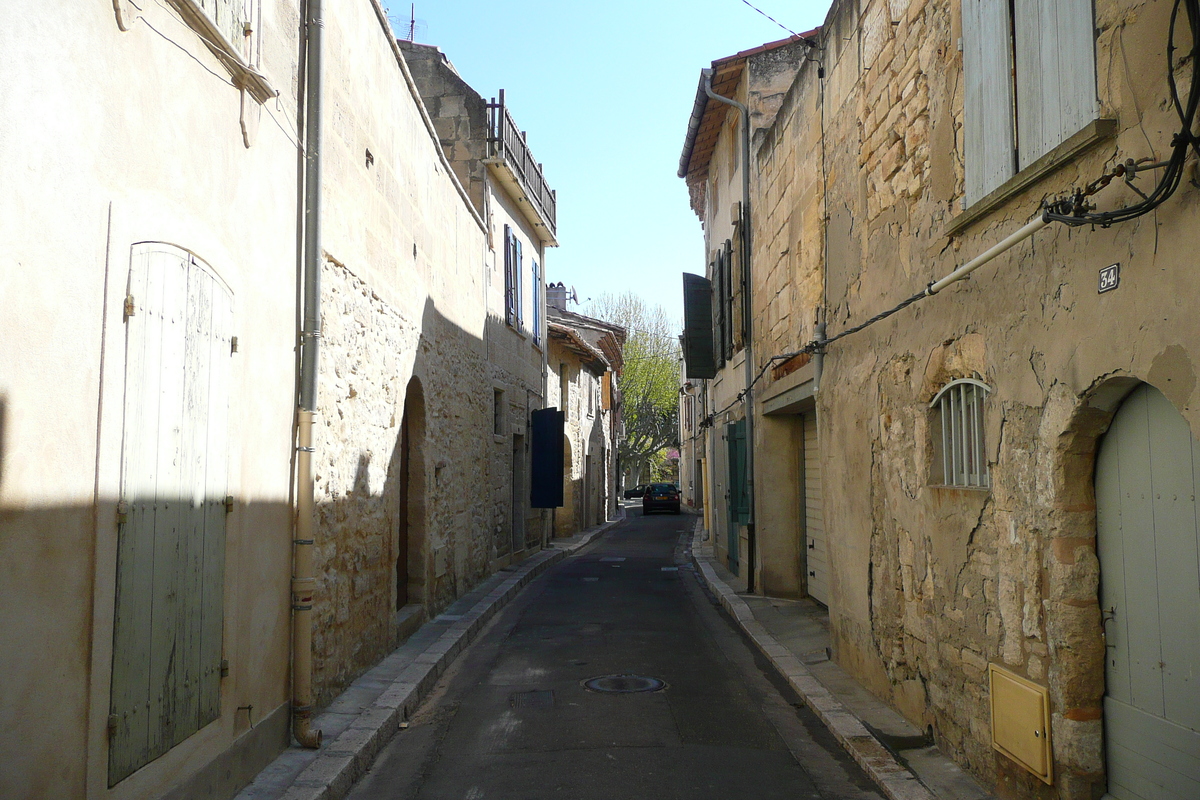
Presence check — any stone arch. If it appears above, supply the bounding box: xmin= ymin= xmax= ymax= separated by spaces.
xmin=555 ymin=434 xmax=575 ymax=536
xmin=1041 ymin=375 xmax=1143 ymax=796
xmin=392 ymin=376 xmax=428 ymax=611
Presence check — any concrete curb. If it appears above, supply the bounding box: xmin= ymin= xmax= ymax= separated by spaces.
xmin=688 ymin=522 xmax=935 ymax=800
xmin=273 ymin=516 xmax=621 ymax=800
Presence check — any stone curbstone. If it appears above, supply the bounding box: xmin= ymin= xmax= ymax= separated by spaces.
xmin=687 ymin=521 xmax=935 ymax=800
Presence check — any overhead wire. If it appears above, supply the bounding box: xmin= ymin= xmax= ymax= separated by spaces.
xmin=693 ymin=0 xmax=1199 ymax=429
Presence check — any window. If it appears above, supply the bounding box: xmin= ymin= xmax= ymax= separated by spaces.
xmin=930 ymin=378 xmax=991 ymax=487
xmin=587 ymin=377 xmax=594 ymax=417
xmin=494 ymin=389 xmax=505 ymax=435
xmin=560 ymin=364 xmax=569 ymax=418
xmin=532 ymin=259 xmax=542 ymax=344
xmin=961 ymin=0 xmax=1097 ymax=204
xmin=711 ymin=240 xmax=734 ymax=369
xmin=503 ymin=225 xmax=522 ymax=327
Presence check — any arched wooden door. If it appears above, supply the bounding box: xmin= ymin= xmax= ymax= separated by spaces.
xmin=1096 ymin=383 xmax=1200 ymax=799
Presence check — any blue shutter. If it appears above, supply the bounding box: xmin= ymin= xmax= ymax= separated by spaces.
xmin=503 ymin=225 xmax=515 ymax=325
xmin=515 ymin=238 xmax=523 ymax=326
xmin=532 ymin=260 xmax=541 ymax=344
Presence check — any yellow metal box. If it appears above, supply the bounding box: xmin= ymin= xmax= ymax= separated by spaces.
xmin=988 ymin=663 xmax=1053 ymax=784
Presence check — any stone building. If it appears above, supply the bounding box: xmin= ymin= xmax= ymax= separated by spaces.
xmin=546 ymin=287 xmax=626 ymax=534
xmin=681 ymin=1 xmax=1200 ymax=798
xmin=0 ymin=3 xmax=561 ymax=799
xmin=399 ymin=41 xmax=558 ymax=572
xmin=677 ymin=34 xmax=816 ymax=592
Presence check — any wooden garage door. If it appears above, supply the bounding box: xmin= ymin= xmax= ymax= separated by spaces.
xmin=1096 ymin=383 xmax=1200 ymax=799
xmin=803 ymin=414 xmax=827 ymax=605
xmin=108 ymin=244 xmax=233 ymax=785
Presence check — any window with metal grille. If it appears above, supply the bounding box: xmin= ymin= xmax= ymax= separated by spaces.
xmin=930 ymin=378 xmax=991 ymax=488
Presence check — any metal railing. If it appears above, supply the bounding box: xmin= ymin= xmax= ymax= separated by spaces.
xmin=487 ymin=90 xmax=557 ymax=236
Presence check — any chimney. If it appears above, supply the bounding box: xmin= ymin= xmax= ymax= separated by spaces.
xmin=547 ymin=281 xmax=569 ymax=310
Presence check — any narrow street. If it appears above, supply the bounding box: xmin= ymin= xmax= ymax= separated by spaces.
xmin=347 ymin=509 xmax=883 ymax=800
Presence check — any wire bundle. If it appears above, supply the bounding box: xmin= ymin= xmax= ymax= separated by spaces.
xmin=1046 ymin=0 xmax=1200 ymax=226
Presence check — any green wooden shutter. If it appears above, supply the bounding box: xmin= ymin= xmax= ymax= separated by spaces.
xmin=962 ymin=0 xmax=1016 ymax=203
xmin=682 ymin=273 xmax=717 ymax=379
xmin=721 ymin=240 xmax=734 ymax=361
xmin=711 ymin=257 xmax=726 ymax=370
xmin=109 ymin=245 xmax=232 ymax=785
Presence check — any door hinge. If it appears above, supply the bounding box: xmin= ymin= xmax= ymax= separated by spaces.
xmin=107 ymin=714 xmax=119 ymax=737
xmin=225 ymin=496 xmax=235 ymax=514
xmin=230 ymin=336 xmax=239 ymax=354
xmin=123 ymin=295 xmax=135 ymax=319
xmin=116 ymin=500 xmax=129 ymax=525
xmin=220 ymin=658 xmax=230 ymax=678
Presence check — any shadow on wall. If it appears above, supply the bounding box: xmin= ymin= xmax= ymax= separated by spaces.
xmin=309 ymin=294 xmax=497 ymax=707
xmin=0 ymin=394 xmax=6 ymax=491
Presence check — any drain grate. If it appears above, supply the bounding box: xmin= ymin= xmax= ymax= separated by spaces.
xmin=510 ymin=690 xmax=555 ymax=709
xmin=582 ymin=674 xmax=667 ymax=694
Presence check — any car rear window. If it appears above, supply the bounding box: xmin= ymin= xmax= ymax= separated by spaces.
xmin=647 ymin=484 xmax=676 ymax=496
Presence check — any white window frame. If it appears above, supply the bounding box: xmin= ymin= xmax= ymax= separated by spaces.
xmin=930 ymin=378 xmax=991 ymax=488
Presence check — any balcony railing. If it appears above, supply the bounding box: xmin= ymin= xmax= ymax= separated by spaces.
xmin=486 ymin=90 xmax=557 ymax=237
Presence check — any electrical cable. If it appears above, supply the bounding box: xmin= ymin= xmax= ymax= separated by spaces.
xmin=1044 ymin=0 xmax=1200 ymax=227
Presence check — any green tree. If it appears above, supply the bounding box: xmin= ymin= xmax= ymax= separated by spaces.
xmin=586 ymin=293 xmax=680 ymax=485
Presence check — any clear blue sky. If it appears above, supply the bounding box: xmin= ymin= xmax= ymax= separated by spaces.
xmin=381 ymin=0 xmax=832 ymax=329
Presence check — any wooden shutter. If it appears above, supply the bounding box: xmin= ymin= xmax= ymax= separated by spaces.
xmin=530 ymin=408 xmax=565 ymax=508
xmin=721 ymin=240 xmax=734 ymax=361
xmin=109 ymin=244 xmax=232 ymax=785
xmin=962 ymin=0 xmax=1017 ymax=203
xmin=682 ymin=273 xmax=717 ymax=379
xmin=503 ymin=225 xmax=515 ymax=325
xmin=514 ymin=238 xmax=524 ymax=325
xmin=1014 ymin=0 xmax=1096 ymax=169
xmin=711 ymin=257 xmax=726 ymax=370
xmin=196 ymin=0 xmax=246 ymax=55
xmin=727 ymin=418 xmax=749 ymax=524
xmin=532 ymin=260 xmax=541 ymax=343
xmin=601 ymin=372 xmax=613 ymax=411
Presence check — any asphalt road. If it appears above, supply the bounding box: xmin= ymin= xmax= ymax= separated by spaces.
xmin=348 ymin=506 xmax=884 ymax=800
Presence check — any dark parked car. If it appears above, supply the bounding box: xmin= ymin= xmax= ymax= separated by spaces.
xmin=623 ymin=484 xmax=647 ymax=499
xmin=642 ymin=483 xmax=681 ymax=514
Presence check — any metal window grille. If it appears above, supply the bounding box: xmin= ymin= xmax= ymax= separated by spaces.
xmin=930 ymin=378 xmax=991 ymax=487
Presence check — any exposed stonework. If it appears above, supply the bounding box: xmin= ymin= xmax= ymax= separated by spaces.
xmin=686 ymin=0 xmax=1200 ymax=797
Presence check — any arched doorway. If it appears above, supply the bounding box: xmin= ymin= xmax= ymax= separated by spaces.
xmin=1096 ymin=382 xmax=1200 ymax=798
xmin=395 ymin=378 xmax=427 ymax=610
xmin=555 ymin=435 xmax=575 ymax=536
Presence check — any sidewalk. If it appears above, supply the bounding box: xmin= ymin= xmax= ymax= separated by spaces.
xmin=234 ymin=514 xmax=621 ymax=800
xmin=688 ymin=516 xmax=993 ymax=800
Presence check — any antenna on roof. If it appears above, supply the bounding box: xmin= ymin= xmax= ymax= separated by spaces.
xmin=391 ymin=4 xmax=428 ymax=42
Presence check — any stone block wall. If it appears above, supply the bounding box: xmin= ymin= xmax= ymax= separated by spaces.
xmin=744 ymin=0 xmax=1200 ymax=797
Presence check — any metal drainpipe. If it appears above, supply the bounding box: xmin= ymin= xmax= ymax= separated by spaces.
xmin=293 ymin=0 xmax=323 ymax=750
xmin=703 ymin=69 xmax=757 ymax=593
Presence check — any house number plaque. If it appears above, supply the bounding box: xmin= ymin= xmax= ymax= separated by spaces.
xmin=1098 ymin=263 xmax=1120 ymax=293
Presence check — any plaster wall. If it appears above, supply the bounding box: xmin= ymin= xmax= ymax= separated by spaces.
xmin=0 ymin=2 xmax=302 ymax=798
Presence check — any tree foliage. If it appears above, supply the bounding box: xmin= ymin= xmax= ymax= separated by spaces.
xmin=586 ymin=292 xmax=680 ymax=483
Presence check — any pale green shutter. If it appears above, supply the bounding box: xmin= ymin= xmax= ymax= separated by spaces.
xmin=196 ymin=0 xmax=246 ymax=54
xmin=1014 ymin=0 xmax=1096 ymax=168
xmin=962 ymin=0 xmax=1016 ymax=203
xmin=109 ymin=245 xmax=232 ymax=785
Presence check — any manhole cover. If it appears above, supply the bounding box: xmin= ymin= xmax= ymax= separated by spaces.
xmin=583 ymin=674 xmax=667 ymax=694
